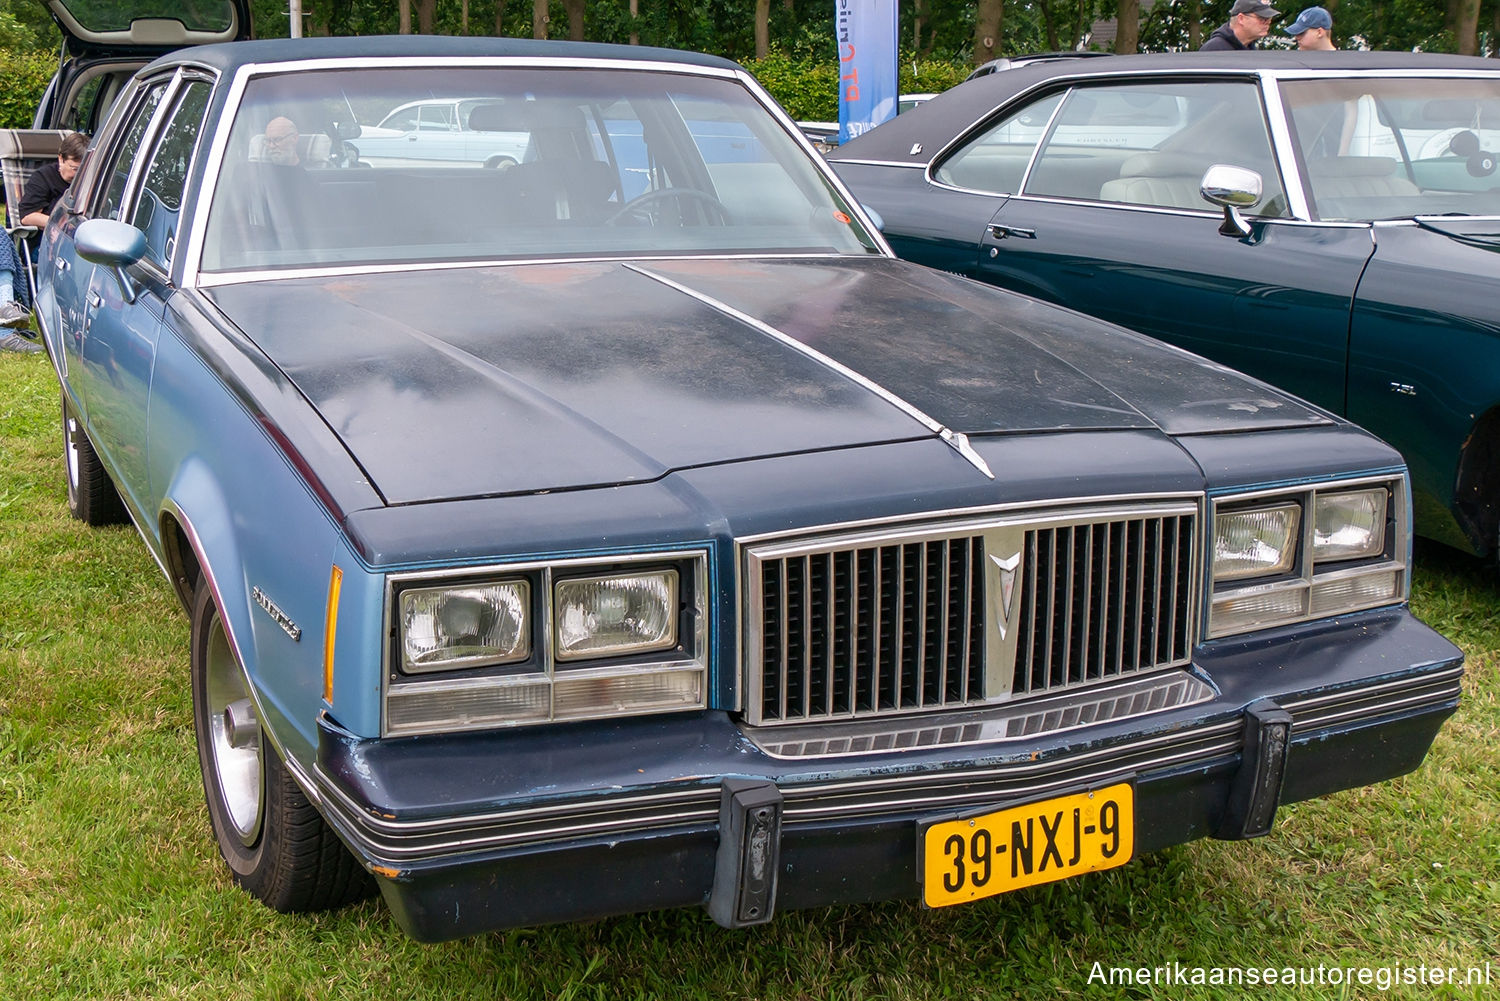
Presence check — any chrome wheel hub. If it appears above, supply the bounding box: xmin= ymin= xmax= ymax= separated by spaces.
xmin=204 ymin=617 xmax=263 ymax=846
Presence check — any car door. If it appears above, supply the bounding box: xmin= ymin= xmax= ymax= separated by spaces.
xmin=49 ymin=79 xmax=170 ymax=410
xmin=77 ymin=74 xmax=212 ymax=519
xmin=960 ymin=77 xmax=1371 ymax=415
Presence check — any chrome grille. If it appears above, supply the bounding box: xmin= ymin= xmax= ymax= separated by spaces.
xmin=753 ymin=538 xmax=985 ymax=723
xmin=744 ymin=501 xmax=1200 ymax=727
xmin=1013 ymin=514 xmax=1195 ymax=696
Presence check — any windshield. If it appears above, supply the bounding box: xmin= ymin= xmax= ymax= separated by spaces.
xmin=1281 ymin=76 xmax=1500 ymax=220
xmin=201 ymin=67 xmax=879 ymax=273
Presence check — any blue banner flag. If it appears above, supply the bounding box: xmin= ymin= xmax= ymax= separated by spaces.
xmin=836 ymin=0 xmax=899 ymax=146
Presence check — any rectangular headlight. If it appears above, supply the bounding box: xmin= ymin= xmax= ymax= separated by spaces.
xmin=555 ymin=570 xmax=679 ymax=661
xmin=400 ymin=581 xmax=530 ymax=673
xmin=1314 ymin=488 xmax=1387 ymax=562
xmin=1213 ymin=502 xmax=1300 ymax=581
xmin=1208 ymin=477 xmax=1408 ymax=639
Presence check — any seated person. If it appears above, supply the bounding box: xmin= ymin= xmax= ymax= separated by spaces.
xmin=19 ymin=131 xmax=87 ymax=230
xmin=256 ymin=117 xmax=302 ymax=166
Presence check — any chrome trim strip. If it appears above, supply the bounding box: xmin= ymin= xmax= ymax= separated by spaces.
xmin=748 ymin=672 xmax=1217 ymax=759
xmin=1277 ymin=664 xmax=1464 ymax=713
xmin=782 ymin=734 xmax=1245 ymax=824
xmin=831 ymin=158 xmax=927 ymax=169
xmin=626 ymin=262 xmax=993 ymax=478
xmin=193 ymin=252 xmax=865 ymax=289
xmin=1290 ymin=683 xmax=1462 ymax=733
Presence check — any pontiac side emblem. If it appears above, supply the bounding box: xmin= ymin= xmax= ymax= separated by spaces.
xmin=990 ymin=552 xmax=1021 ymax=638
xmin=252 ymin=586 xmax=302 ymax=642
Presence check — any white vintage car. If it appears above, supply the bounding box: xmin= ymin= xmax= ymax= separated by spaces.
xmin=349 ymin=97 xmax=531 ymax=167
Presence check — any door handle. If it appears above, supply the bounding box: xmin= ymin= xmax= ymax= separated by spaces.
xmin=990 ymin=224 xmax=1037 ymax=240
xmin=87 ymin=291 xmax=103 ymax=309
xmin=54 ymin=257 xmax=69 ymax=273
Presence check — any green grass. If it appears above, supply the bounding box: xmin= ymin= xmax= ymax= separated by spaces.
xmin=1 ymin=352 xmax=1496 ymax=1000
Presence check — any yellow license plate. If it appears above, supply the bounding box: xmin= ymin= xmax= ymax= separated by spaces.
xmin=921 ymin=783 xmax=1134 ymax=907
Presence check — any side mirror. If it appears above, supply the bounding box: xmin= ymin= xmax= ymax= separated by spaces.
xmin=76 ymin=218 xmax=147 ymax=304
xmin=332 ymin=119 xmax=362 ymax=140
xmin=1200 ymin=164 xmax=1263 ymax=239
xmin=861 ymin=204 xmax=885 ymax=232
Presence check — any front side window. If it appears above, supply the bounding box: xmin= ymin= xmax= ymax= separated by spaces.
xmin=1281 ymin=76 xmax=1500 ymax=220
xmin=130 ymin=81 xmax=212 ymax=267
xmin=933 ymin=93 xmax=1062 ymax=194
xmin=200 ymin=67 xmax=879 ymax=273
xmin=100 ymin=83 xmax=167 ymax=221
xmin=1027 ymin=81 xmax=1288 ymax=216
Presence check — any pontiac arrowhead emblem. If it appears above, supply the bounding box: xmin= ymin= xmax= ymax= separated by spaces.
xmin=990 ymin=552 xmax=1021 ymax=638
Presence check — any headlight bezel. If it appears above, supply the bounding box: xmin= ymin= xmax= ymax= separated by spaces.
xmin=1207 ymin=475 xmax=1407 ymax=639
xmin=382 ymin=550 xmax=708 ymax=737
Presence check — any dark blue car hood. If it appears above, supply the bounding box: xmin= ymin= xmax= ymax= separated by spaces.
xmin=206 ymin=257 xmax=1330 ymax=504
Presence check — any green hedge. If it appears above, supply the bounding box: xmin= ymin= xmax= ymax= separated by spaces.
xmin=0 ymin=48 xmax=55 ymax=129
xmin=747 ymin=49 xmax=969 ymax=122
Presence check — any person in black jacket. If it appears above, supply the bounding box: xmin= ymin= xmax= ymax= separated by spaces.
xmin=1201 ymin=0 xmax=1280 ymax=49
xmin=18 ymin=131 xmax=87 ymax=230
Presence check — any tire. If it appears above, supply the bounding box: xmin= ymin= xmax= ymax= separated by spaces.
xmin=189 ymin=580 xmax=373 ymax=912
xmin=61 ymin=394 xmax=127 ymax=526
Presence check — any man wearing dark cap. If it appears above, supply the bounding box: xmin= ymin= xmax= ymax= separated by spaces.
xmin=1284 ymin=6 xmax=1335 ymax=49
xmin=1201 ymin=0 xmax=1280 ymax=50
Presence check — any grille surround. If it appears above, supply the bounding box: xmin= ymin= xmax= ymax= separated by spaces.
xmin=743 ymin=499 xmax=1201 ymax=726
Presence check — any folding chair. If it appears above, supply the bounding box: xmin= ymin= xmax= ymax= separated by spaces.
xmin=0 ymin=129 xmax=70 ymax=310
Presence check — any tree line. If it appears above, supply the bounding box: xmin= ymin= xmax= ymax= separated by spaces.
xmin=1 ymin=0 xmax=1495 ymax=63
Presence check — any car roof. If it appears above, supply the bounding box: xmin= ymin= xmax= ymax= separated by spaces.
xmin=829 ymin=49 xmax=1500 ymax=164
xmin=147 ymin=34 xmax=743 ymax=76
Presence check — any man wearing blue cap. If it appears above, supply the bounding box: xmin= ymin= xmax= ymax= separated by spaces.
xmin=1201 ymin=0 xmax=1280 ymax=49
xmin=1284 ymin=6 xmax=1336 ymax=48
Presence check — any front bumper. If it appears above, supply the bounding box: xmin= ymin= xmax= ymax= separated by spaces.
xmin=310 ymin=607 xmax=1461 ymax=941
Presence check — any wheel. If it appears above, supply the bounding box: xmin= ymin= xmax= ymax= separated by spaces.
xmin=484 ymin=155 xmax=518 ymax=169
xmin=604 ymin=187 xmax=731 ymax=226
xmin=190 ymin=580 xmax=372 ymax=912
xmin=61 ymin=393 xmax=127 ymax=526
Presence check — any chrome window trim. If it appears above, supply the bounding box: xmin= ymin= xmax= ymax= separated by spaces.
xmin=92 ymin=69 xmax=185 ymax=224
xmin=181 ymin=56 xmax=892 ymax=289
xmin=1259 ymin=74 xmax=1313 ymax=220
xmin=380 ymin=548 xmax=710 ymax=738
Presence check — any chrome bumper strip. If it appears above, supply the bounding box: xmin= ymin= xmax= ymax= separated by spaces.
xmin=315 ymin=666 xmax=1460 ymax=866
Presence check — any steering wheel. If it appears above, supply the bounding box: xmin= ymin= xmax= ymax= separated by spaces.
xmin=605 ymin=187 xmax=731 ymax=226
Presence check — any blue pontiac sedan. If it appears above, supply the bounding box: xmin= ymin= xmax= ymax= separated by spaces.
xmin=34 ymin=37 xmax=1461 ymax=941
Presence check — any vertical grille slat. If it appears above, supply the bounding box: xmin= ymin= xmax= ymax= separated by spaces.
xmin=751 ymin=507 xmax=1197 ymax=726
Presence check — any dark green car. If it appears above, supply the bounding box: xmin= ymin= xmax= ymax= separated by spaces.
xmin=830 ymin=52 xmax=1500 ymax=559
